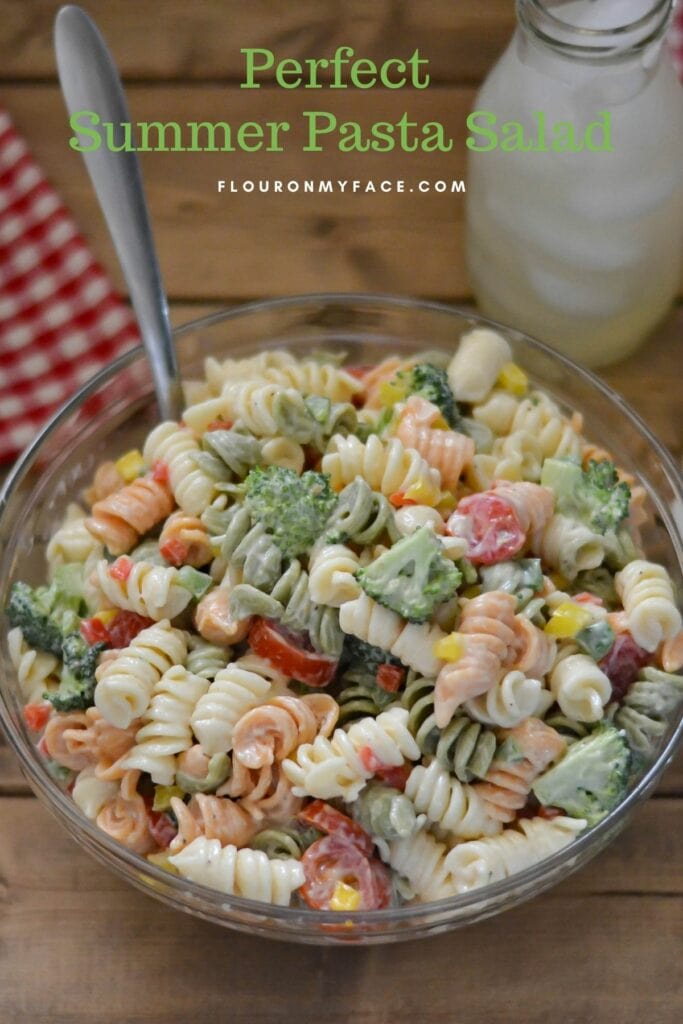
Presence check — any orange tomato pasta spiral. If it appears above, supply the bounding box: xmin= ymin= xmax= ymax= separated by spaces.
xmin=231 ymin=693 xmax=339 ymax=769
xmin=96 ymin=769 xmax=155 ymax=854
xmin=170 ymin=794 xmax=257 ymax=851
xmin=158 ymin=510 xmax=213 ymax=567
xmin=511 ymin=616 xmax=557 ymax=678
xmin=434 ymin=591 xmax=519 ymax=727
xmin=396 ymin=396 xmax=475 ymax=492
xmin=474 ymin=718 xmax=567 ymax=823
xmin=86 ymin=474 xmax=174 ymax=555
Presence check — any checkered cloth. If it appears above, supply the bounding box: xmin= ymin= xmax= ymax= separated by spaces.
xmin=1 ymin=9 xmax=682 ymax=463
xmin=0 ymin=107 xmax=139 ymax=462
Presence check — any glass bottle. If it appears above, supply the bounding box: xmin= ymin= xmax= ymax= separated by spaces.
xmin=465 ymin=0 xmax=683 ymax=367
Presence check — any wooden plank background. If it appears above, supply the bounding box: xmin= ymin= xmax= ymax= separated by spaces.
xmin=0 ymin=3 xmax=682 ymax=1022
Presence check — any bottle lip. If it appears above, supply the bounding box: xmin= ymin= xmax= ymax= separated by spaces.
xmin=516 ymin=0 xmax=675 ymax=63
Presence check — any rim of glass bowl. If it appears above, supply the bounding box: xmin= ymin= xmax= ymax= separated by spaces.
xmin=1 ymin=292 xmax=682 ymax=932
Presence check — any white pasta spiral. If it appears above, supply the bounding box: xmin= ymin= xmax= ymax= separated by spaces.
xmin=465 ymin=670 xmax=552 ymax=729
xmin=339 ymin=592 xmax=445 ymax=677
xmin=444 ymin=816 xmax=587 ymax=894
xmin=93 ymin=559 xmax=193 ymax=621
xmin=189 ymin=656 xmax=281 ymax=755
xmin=169 ymin=836 xmax=305 ymax=905
xmin=120 ymin=665 xmax=209 ymax=785
xmin=539 ymin=515 xmax=605 ymax=580
xmin=283 ymin=707 xmax=420 ymax=802
xmin=550 ymin=654 xmax=612 ymax=723
xmin=8 ymin=626 xmax=59 ymax=703
xmin=322 ymin=434 xmax=441 ymax=502
xmin=615 ymin=560 xmax=682 ymax=652
xmin=72 ymin=767 xmax=119 ymax=820
xmin=308 ymin=543 xmax=361 ymax=607
xmin=405 ymin=761 xmax=501 ymax=839
xmin=383 ymin=830 xmax=457 ymax=902
xmin=143 ymin=421 xmax=217 ymax=516
xmin=46 ymin=502 xmax=103 ymax=571
xmin=94 ymin=620 xmax=188 ymax=729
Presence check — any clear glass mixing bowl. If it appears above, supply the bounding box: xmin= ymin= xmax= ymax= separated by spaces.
xmin=1 ymin=295 xmax=681 ymax=944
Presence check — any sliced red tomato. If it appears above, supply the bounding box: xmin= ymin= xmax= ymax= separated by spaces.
xmin=23 ymin=702 xmax=51 ymax=732
xmin=159 ymin=536 xmax=188 ymax=566
xmin=376 ymin=663 xmax=405 ymax=693
xmin=80 ymin=617 xmax=111 ymax=646
xmin=146 ymin=807 xmax=178 ymax=850
xmin=298 ymin=800 xmax=372 ymax=856
xmin=374 ymin=762 xmax=411 ymax=791
xmin=300 ymin=835 xmax=390 ymax=911
xmin=151 ymin=460 xmax=169 ymax=485
xmin=248 ymin=618 xmax=338 ymax=688
xmin=599 ymin=632 xmax=651 ymax=703
xmin=109 ymin=556 xmax=133 ymax=581
xmin=447 ymin=493 xmax=525 ymax=565
xmin=107 ymin=611 xmax=155 ymax=649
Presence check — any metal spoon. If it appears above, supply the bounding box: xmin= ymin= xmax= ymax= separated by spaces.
xmin=54 ymin=4 xmax=183 ymax=421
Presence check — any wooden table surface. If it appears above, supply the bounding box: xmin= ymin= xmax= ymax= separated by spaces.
xmin=1 ymin=4 xmax=682 ymax=1022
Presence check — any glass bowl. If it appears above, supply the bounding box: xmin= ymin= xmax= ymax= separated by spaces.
xmin=1 ymin=294 xmax=681 ymax=945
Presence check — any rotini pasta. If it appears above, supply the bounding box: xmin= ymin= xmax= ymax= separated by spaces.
xmin=550 ymin=653 xmax=612 ymax=722
xmin=322 ymin=434 xmax=441 ymax=503
xmin=86 ymin=474 xmax=174 ymax=555
xmin=8 ymin=626 xmax=59 ymax=702
xmin=143 ymin=421 xmax=222 ymax=516
xmin=405 ymin=761 xmax=501 ymax=839
xmin=444 ymin=815 xmax=587 ymax=893
xmin=94 ymin=620 xmax=188 ymax=729
xmin=92 ymin=559 xmax=193 ymax=621
xmin=168 ymin=836 xmax=305 ymax=904
xmin=615 ymin=560 xmax=682 ymax=652
xmin=190 ymin=655 xmax=284 ymax=755
xmin=339 ymin=592 xmax=446 ymax=677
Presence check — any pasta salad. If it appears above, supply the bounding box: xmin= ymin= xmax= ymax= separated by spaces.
xmin=6 ymin=328 xmax=683 ymax=910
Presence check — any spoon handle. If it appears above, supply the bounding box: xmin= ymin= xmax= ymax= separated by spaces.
xmin=54 ymin=4 xmax=183 ymax=421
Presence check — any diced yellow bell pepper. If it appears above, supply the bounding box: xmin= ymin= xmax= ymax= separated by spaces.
xmin=147 ymin=851 xmax=179 ymax=875
xmin=404 ymin=479 xmax=440 ymax=507
xmin=497 ymin=362 xmax=529 ymax=396
xmin=430 ymin=414 xmax=450 ymax=431
xmin=152 ymin=784 xmax=184 ymax=813
xmin=544 ymin=601 xmax=593 ymax=638
xmin=433 ymin=632 xmax=466 ymax=662
xmin=379 ymin=379 xmax=408 ymax=407
xmin=115 ymin=449 xmax=145 ymax=483
xmin=330 ymin=881 xmax=361 ymax=912
xmin=93 ymin=609 xmax=118 ymax=626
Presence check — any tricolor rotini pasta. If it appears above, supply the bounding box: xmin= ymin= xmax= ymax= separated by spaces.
xmin=6 ymin=335 xmax=681 ymax=912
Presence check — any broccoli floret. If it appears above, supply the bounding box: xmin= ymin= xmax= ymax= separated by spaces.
xmin=244 ymin=466 xmax=337 ymax=559
xmin=541 ymin=457 xmax=631 ymax=535
xmin=47 ymin=633 xmax=106 ymax=713
xmin=7 ymin=581 xmax=65 ymax=657
xmin=355 ymin=526 xmax=462 ymax=623
xmin=532 ymin=724 xmax=631 ymax=826
xmin=391 ymin=363 xmax=461 ymax=428
xmin=479 ymin=558 xmax=543 ymax=609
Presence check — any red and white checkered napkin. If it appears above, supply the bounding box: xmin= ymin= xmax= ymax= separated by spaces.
xmin=0 ymin=106 xmax=139 ymax=463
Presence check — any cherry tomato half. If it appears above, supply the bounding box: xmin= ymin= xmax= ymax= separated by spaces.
xmin=298 ymin=801 xmax=372 ymax=856
xmin=447 ymin=493 xmax=525 ymax=565
xmin=300 ymin=835 xmax=391 ymax=911
xmin=248 ymin=618 xmax=338 ymax=688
